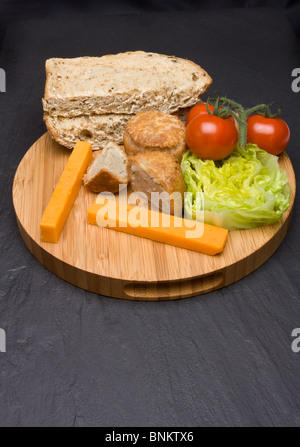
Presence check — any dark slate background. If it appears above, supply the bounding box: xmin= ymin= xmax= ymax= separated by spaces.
xmin=0 ymin=6 xmax=300 ymax=427
xmin=0 ymin=0 xmax=300 ymax=48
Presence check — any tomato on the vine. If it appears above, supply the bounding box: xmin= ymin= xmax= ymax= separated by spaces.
xmin=185 ymin=114 xmax=239 ymax=161
xmin=186 ymin=103 xmax=234 ymax=126
xmin=247 ymin=114 xmax=290 ymax=156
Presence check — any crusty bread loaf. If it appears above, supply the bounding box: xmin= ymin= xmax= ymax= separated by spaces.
xmin=83 ymin=142 xmax=128 ymax=193
xmin=124 ymin=111 xmax=186 ymax=161
xmin=128 ymin=151 xmax=186 ymax=216
xmin=43 ymin=51 xmax=212 ymax=117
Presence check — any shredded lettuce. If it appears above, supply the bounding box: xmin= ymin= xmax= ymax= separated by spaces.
xmin=181 ymin=144 xmax=290 ymax=230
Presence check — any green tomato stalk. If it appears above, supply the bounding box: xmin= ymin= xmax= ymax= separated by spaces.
xmin=206 ymin=95 xmax=281 ymax=149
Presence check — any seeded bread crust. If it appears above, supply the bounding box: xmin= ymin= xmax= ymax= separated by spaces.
xmin=124 ymin=111 xmax=186 ymax=161
xmin=43 ymin=51 xmax=212 ymax=117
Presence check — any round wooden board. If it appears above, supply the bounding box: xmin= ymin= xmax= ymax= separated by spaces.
xmin=13 ymin=133 xmax=296 ymax=301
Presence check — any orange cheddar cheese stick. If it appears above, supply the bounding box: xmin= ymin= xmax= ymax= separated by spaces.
xmin=87 ymin=201 xmax=228 ymax=256
xmin=40 ymin=141 xmax=92 ymax=243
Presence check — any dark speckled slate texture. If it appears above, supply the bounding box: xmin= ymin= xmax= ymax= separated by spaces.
xmin=0 ymin=8 xmax=300 ymax=427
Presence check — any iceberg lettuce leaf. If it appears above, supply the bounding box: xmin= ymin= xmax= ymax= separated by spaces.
xmin=181 ymin=144 xmax=290 ymax=230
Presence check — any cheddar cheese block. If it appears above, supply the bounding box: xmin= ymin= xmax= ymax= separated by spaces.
xmin=87 ymin=201 xmax=228 ymax=255
xmin=40 ymin=141 xmax=92 ymax=243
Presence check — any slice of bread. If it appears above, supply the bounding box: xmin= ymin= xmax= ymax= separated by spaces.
xmin=43 ymin=51 xmax=212 ymax=117
xmin=83 ymin=141 xmax=128 ymax=193
xmin=44 ymin=113 xmax=128 ymax=150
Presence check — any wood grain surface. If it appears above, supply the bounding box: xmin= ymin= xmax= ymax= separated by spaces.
xmin=12 ymin=132 xmax=296 ymax=300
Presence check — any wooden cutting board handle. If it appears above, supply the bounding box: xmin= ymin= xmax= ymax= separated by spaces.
xmin=123 ymin=273 xmax=225 ymax=300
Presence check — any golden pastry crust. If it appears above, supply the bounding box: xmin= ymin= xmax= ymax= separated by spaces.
xmin=124 ymin=111 xmax=186 ymax=161
xmin=128 ymin=151 xmax=186 ymax=215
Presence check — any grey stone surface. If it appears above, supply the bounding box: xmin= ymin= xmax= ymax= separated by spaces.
xmin=0 ymin=9 xmax=300 ymax=427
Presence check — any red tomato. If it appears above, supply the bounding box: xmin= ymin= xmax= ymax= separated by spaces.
xmin=185 ymin=114 xmax=239 ymax=161
xmin=247 ymin=114 xmax=290 ymax=155
xmin=186 ymin=103 xmax=235 ymax=126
